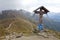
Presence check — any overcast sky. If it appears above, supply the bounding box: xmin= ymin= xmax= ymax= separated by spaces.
xmin=0 ymin=0 xmax=60 ymax=12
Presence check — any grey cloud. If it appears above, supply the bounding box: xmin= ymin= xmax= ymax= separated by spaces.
xmin=0 ymin=0 xmax=23 ymax=11
xmin=0 ymin=0 xmax=60 ymax=12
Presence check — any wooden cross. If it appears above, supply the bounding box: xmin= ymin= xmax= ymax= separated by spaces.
xmin=33 ymin=6 xmax=49 ymax=24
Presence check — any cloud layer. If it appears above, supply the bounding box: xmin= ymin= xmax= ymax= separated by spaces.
xmin=0 ymin=0 xmax=60 ymax=12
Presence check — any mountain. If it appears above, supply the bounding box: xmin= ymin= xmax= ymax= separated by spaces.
xmin=1 ymin=10 xmax=60 ymax=32
xmin=18 ymin=11 xmax=60 ymax=32
xmin=43 ymin=12 xmax=60 ymax=32
xmin=0 ymin=10 xmax=36 ymax=37
xmin=0 ymin=9 xmax=60 ymax=39
xmin=32 ymin=12 xmax=60 ymax=32
xmin=45 ymin=12 xmax=60 ymax=22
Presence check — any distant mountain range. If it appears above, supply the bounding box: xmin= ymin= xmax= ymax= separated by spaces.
xmin=0 ymin=9 xmax=60 ymax=32
xmin=45 ymin=12 xmax=60 ymax=22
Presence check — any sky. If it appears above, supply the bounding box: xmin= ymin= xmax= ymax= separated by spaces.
xmin=0 ymin=0 xmax=60 ymax=12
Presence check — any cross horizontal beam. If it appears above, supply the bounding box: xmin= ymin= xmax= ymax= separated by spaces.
xmin=33 ymin=6 xmax=49 ymax=15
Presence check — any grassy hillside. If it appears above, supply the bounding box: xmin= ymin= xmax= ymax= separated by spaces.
xmin=8 ymin=18 xmax=36 ymax=33
xmin=45 ymin=29 xmax=60 ymax=39
xmin=0 ymin=18 xmax=16 ymax=37
xmin=0 ymin=10 xmax=60 ymax=39
xmin=0 ymin=18 xmax=36 ymax=37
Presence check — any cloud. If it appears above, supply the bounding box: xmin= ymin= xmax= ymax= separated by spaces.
xmin=0 ymin=0 xmax=60 ymax=12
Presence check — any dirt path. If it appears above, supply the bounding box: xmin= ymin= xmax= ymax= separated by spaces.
xmin=3 ymin=32 xmax=60 ymax=40
xmin=11 ymin=35 xmax=60 ymax=40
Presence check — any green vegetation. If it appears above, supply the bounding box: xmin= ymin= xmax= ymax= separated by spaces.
xmin=0 ymin=18 xmax=16 ymax=37
xmin=0 ymin=18 xmax=36 ymax=37
xmin=8 ymin=18 xmax=36 ymax=33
